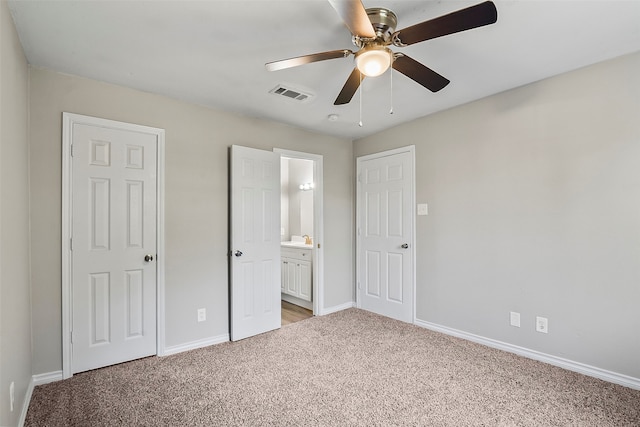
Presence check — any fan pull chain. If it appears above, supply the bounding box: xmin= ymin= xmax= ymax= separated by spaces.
xmin=389 ymin=67 xmax=394 ymax=115
xmin=358 ymin=71 xmax=363 ymax=127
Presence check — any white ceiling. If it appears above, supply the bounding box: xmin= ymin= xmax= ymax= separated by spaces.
xmin=8 ymin=0 xmax=640 ymax=140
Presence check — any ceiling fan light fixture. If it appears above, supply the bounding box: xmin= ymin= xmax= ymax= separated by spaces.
xmin=355 ymin=46 xmax=392 ymax=77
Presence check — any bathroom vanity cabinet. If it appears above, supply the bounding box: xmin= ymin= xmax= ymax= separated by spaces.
xmin=281 ymin=247 xmax=312 ymax=301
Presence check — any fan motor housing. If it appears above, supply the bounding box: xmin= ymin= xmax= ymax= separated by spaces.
xmin=366 ymin=8 xmax=398 ymax=42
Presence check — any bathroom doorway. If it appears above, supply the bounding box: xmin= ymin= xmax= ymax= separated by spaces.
xmin=276 ymin=149 xmax=323 ymax=318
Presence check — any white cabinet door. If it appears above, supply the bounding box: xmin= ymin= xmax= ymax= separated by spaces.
xmin=298 ymin=261 xmax=312 ymax=301
xmin=280 ymin=259 xmax=286 ymax=292
xmin=284 ymin=258 xmax=298 ymax=295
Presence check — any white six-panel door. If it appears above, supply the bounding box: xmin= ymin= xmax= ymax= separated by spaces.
xmin=357 ymin=147 xmax=414 ymax=323
xmin=70 ymin=120 xmax=159 ymax=373
xmin=230 ymin=145 xmax=281 ymax=341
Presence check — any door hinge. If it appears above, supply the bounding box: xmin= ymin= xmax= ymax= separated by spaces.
xmin=357 ymin=281 xmax=361 ymax=290
xmin=70 ymin=238 xmax=73 ymax=251
xmin=70 ymin=144 xmax=73 ymax=157
xmin=70 ymin=331 xmax=73 ymax=344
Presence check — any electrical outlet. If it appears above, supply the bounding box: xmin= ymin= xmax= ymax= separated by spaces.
xmin=536 ymin=316 xmax=548 ymax=333
xmin=510 ymin=311 xmax=521 ymax=327
xmin=197 ymin=308 xmax=206 ymax=322
xmin=10 ymin=381 xmax=14 ymax=412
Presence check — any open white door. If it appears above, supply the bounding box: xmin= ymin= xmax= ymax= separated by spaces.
xmin=230 ymin=145 xmax=281 ymax=341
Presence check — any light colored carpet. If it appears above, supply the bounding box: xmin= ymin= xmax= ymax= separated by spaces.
xmin=26 ymin=308 xmax=640 ymax=426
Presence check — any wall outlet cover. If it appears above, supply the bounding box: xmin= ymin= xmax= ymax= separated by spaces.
xmin=536 ymin=316 xmax=548 ymax=333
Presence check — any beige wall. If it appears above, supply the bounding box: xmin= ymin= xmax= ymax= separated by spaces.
xmin=0 ymin=1 xmax=32 ymax=425
xmin=354 ymin=52 xmax=640 ymax=379
xmin=29 ymin=68 xmax=354 ymax=374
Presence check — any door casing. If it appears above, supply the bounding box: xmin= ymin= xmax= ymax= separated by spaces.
xmin=61 ymin=113 xmax=166 ymax=379
xmin=274 ymin=149 xmax=324 ymax=315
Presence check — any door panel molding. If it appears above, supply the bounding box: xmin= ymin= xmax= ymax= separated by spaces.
xmin=62 ymin=113 xmax=165 ymax=379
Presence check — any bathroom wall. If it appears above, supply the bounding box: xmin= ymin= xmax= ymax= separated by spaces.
xmin=282 ymin=157 xmax=314 ymax=239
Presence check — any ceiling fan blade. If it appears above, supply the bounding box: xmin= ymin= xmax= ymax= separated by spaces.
xmin=327 ymin=0 xmax=376 ymax=38
xmin=334 ymin=68 xmax=363 ymax=105
xmin=266 ymin=50 xmax=353 ymax=72
xmin=393 ymin=1 xmax=497 ymax=46
xmin=392 ymin=54 xmax=450 ymax=93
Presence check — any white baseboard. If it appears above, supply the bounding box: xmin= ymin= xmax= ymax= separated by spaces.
xmin=413 ymin=318 xmax=640 ymax=391
xmin=31 ymin=371 xmax=63 ymax=386
xmin=162 ymin=334 xmax=229 ymax=356
xmin=318 ymin=301 xmax=355 ymax=316
xmin=281 ymin=293 xmax=312 ymax=310
xmin=19 ymin=371 xmax=63 ymax=427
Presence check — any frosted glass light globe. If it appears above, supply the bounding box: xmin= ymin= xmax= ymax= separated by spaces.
xmin=356 ymin=46 xmax=392 ymax=77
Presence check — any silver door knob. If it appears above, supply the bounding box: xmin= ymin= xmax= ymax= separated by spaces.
xmin=401 ymin=243 xmax=409 ymax=249
xmin=235 ymin=250 xmax=243 ymax=257
xmin=144 ymin=254 xmax=154 ymax=262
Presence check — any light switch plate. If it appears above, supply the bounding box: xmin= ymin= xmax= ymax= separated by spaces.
xmin=510 ymin=311 xmax=521 ymax=327
xmin=417 ymin=203 xmax=428 ymax=216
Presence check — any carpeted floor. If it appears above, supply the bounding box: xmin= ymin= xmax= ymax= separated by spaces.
xmin=26 ymin=309 xmax=640 ymax=426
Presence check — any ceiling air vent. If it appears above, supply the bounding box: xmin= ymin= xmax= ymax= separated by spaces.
xmin=269 ymin=85 xmax=314 ymax=103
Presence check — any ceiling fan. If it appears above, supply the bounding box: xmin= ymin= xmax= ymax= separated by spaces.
xmin=266 ymin=0 xmax=497 ymax=105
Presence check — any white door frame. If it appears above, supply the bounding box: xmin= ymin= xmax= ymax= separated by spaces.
xmin=356 ymin=145 xmax=416 ymax=322
xmin=274 ymin=149 xmax=324 ymax=315
xmin=61 ymin=113 xmax=166 ymax=379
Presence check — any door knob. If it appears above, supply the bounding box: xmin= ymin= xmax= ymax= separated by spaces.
xmin=235 ymin=250 xmax=243 ymax=257
xmin=401 ymin=243 xmax=409 ymax=249
xmin=144 ymin=254 xmax=154 ymax=262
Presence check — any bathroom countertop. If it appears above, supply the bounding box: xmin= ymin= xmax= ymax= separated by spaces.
xmin=281 ymin=241 xmax=313 ymax=249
